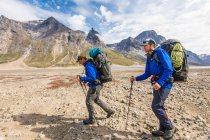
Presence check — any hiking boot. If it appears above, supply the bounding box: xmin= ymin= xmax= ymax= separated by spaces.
xmin=151 ymin=129 xmax=165 ymax=137
xmin=163 ymin=127 xmax=176 ymax=140
xmin=106 ymin=110 xmax=115 ymax=118
xmin=83 ymin=118 xmax=95 ymax=125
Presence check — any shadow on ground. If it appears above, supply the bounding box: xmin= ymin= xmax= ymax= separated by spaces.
xmin=13 ymin=113 xmax=157 ymax=140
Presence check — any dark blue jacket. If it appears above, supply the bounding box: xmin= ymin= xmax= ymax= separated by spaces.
xmin=136 ymin=48 xmax=173 ymax=89
xmin=80 ymin=60 xmax=100 ymax=87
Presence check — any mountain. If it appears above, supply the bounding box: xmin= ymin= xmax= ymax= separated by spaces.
xmin=0 ymin=15 xmax=134 ymax=67
xmin=199 ymin=54 xmax=210 ymax=65
xmin=107 ymin=30 xmax=166 ymax=61
xmin=187 ymin=51 xmax=205 ymax=65
xmin=135 ymin=30 xmax=166 ymax=45
xmin=86 ymin=27 xmax=106 ymax=48
xmin=0 ymin=15 xmax=87 ymax=67
xmin=107 ymin=30 xmax=209 ymax=65
xmin=1 ymin=15 xmax=208 ymax=67
xmin=26 ymin=16 xmax=70 ymax=38
xmin=107 ymin=37 xmax=145 ymax=60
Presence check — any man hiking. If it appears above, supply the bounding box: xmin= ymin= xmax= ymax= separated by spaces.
xmin=76 ymin=55 xmax=115 ymax=125
xmin=130 ymin=39 xmax=176 ymax=139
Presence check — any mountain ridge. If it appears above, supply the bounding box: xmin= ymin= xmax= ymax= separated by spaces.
xmin=107 ymin=30 xmax=210 ymax=66
xmin=0 ymin=15 xmax=209 ymax=67
xmin=0 ymin=15 xmax=134 ymax=67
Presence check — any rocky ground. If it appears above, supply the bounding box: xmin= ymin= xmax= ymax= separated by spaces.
xmin=0 ymin=66 xmax=210 ymax=140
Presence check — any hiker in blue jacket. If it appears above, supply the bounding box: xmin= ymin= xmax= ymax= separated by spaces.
xmin=131 ymin=39 xmax=175 ymax=139
xmin=77 ymin=55 xmax=114 ymax=125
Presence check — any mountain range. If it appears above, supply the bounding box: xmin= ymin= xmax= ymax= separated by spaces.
xmin=0 ymin=15 xmax=133 ymax=67
xmin=107 ymin=30 xmax=210 ymax=66
xmin=0 ymin=15 xmax=209 ymax=67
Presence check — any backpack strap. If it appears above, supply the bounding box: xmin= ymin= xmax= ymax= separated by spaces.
xmin=151 ymin=51 xmax=161 ymax=64
xmin=86 ymin=58 xmax=94 ymax=63
xmin=94 ymin=54 xmax=106 ymax=69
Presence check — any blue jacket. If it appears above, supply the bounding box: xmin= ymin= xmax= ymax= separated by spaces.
xmin=136 ymin=48 xmax=173 ymax=89
xmin=80 ymin=60 xmax=100 ymax=87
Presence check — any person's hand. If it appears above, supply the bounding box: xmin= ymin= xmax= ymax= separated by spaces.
xmin=153 ymin=82 xmax=161 ymax=90
xmin=76 ymin=75 xmax=81 ymax=82
xmin=130 ymin=76 xmax=136 ymax=82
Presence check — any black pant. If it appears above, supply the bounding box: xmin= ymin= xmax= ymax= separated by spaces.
xmin=151 ymin=88 xmax=173 ymax=130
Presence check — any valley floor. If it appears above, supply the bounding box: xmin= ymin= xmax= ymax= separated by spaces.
xmin=0 ymin=66 xmax=210 ymax=140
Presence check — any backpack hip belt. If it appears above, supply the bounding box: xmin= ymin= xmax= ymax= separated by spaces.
xmin=151 ymin=75 xmax=174 ymax=83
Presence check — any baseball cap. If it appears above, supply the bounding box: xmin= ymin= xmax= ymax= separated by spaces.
xmin=76 ymin=55 xmax=86 ymax=62
xmin=140 ymin=39 xmax=156 ymax=46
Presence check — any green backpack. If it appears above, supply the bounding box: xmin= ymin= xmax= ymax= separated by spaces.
xmin=153 ymin=39 xmax=189 ymax=82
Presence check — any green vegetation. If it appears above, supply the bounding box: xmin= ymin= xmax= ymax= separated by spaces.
xmin=0 ymin=35 xmax=32 ymax=64
xmin=78 ymin=46 xmax=135 ymax=66
xmin=54 ymin=47 xmax=68 ymax=63
xmin=24 ymin=40 xmax=55 ymax=68
xmin=0 ymin=53 xmax=21 ymax=64
xmin=24 ymin=53 xmax=54 ymax=68
xmin=103 ymin=49 xmax=135 ymax=66
xmin=1 ymin=39 xmax=137 ymax=67
xmin=22 ymin=38 xmax=31 ymax=47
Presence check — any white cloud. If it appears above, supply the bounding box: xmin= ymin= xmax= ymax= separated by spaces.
xmin=1 ymin=0 xmax=210 ymax=54
xmin=71 ymin=0 xmax=94 ymax=16
xmin=67 ymin=15 xmax=89 ymax=32
xmin=0 ymin=0 xmax=90 ymax=33
xmin=115 ymin=0 xmax=130 ymax=13
xmin=0 ymin=0 xmax=65 ymax=21
xmin=95 ymin=0 xmax=210 ymax=54
xmin=94 ymin=5 xmax=113 ymax=23
xmin=94 ymin=0 xmax=112 ymax=3
xmin=99 ymin=5 xmax=112 ymax=22
xmin=0 ymin=0 xmax=39 ymax=21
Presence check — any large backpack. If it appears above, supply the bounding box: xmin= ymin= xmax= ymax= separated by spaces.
xmin=153 ymin=39 xmax=189 ymax=82
xmin=89 ymin=48 xmax=112 ymax=83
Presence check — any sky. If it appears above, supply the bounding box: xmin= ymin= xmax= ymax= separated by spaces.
xmin=0 ymin=0 xmax=210 ymax=55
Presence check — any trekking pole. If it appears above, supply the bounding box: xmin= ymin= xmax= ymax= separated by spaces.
xmin=79 ymin=81 xmax=87 ymax=96
xmin=125 ymin=76 xmax=134 ymax=130
xmin=83 ymin=82 xmax=88 ymax=93
xmin=78 ymin=75 xmax=87 ymax=96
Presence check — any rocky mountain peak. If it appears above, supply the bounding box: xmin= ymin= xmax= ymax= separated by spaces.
xmin=120 ymin=37 xmax=135 ymax=46
xmin=0 ymin=15 xmax=12 ymax=24
xmin=32 ymin=16 xmax=69 ymax=38
xmin=46 ymin=16 xmax=57 ymax=22
xmin=86 ymin=27 xmax=105 ymax=47
xmin=37 ymin=16 xmax=66 ymax=29
xmin=41 ymin=16 xmax=64 ymax=27
xmin=198 ymin=54 xmax=210 ymax=65
xmin=0 ymin=15 xmax=7 ymax=21
xmin=135 ymin=30 xmax=166 ymax=45
xmin=141 ymin=30 xmax=157 ymax=35
xmin=0 ymin=15 xmax=13 ymax=23
xmin=108 ymin=36 xmax=142 ymax=53
xmin=0 ymin=15 xmax=24 ymax=34
xmin=89 ymin=27 xmax=99 ymax=35
xmin=127 ymin=37 xmax=134 ymax=41
xmin=86 ymin=28 xmax=100 ymax=41
xmin=0 ymin=15 xmax=21 ymax=24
